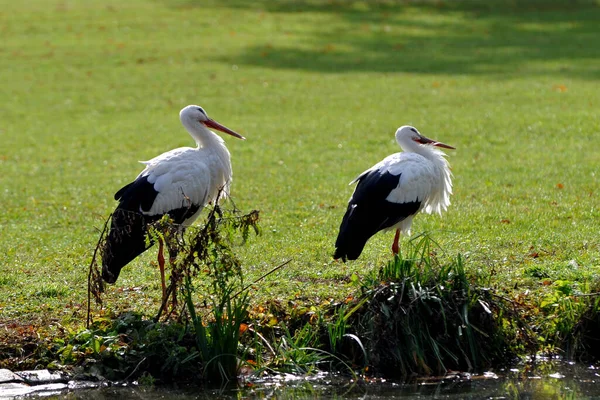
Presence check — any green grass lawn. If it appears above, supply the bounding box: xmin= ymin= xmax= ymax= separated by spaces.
xmin=1 ymin=0 xmax=600 ymax=335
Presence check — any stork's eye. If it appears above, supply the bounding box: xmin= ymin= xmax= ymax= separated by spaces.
xmin=410 ymin=128 xmax=418 ymax=134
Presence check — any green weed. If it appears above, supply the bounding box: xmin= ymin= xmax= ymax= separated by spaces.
xmin=34 ymin=285 xmax=68 ymax=299
xmin=173 ymin=205 xmax=257 ymax=381
xmin=56 ymin=312 xmax=200 ymax=382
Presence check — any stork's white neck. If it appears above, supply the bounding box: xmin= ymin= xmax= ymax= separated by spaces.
xmin=398 ymin=137 xmax=421 ymax=154
xmin=181 ymin=115 xmax=224 ymax=149
xmin=398 ymin=136 xmax=452 ymax=215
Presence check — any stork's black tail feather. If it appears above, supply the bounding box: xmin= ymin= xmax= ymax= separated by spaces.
xmin=333 ymin=200 xmax=421 ymax=262
xmin=101 ymin=176 xmax=162 ymax=284
xmin=101 ymin=208 xmax=154 ymax=283
xmin=333 ymin=233 xmax=371 ymax=261
xmin=333 ymin=204 xmax=379 ymax=261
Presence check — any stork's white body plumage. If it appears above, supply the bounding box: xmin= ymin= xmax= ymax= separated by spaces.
xmin=334 ymin=126 xmax=453 ymax=261
xmin=102 ymin=105 xmax=245 ymax=285
xmin=136 ymin=142 xmax=231 ymax=220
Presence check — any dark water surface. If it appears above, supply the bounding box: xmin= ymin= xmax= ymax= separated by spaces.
xmin=25 ymin=362 xmax=600 ymax=399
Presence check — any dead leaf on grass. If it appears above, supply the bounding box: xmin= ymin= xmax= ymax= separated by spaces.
xmin=553 ymin=84 xmax=568 ymax=92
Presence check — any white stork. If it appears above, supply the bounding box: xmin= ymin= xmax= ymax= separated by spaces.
xmin=101 ymin=105 xmax=245 ymax=294
xmin=333 ymin=126 xmax=454 ymax=261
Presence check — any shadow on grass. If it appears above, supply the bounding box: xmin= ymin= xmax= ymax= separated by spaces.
xmin=173 ymin=0 xmax=600 ymax=78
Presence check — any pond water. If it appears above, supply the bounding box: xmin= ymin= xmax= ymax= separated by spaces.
xmin=23 ymin=361 xmax=600 ymax=399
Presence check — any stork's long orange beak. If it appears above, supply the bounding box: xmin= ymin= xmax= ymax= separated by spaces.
xmin=432 ymin=141 xmax=455 ymax=149
xmin=416 ymin=135 xmax=455 ymax=150
xmin=203 ymin=118 xmax=246 ymax=140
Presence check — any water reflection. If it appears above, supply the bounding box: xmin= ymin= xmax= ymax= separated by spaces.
xmin=33 ymin=362 xmax=600 ymax=399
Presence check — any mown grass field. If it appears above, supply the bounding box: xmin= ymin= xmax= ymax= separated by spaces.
xmin=1 ymin=0 xmax=600 ymax=343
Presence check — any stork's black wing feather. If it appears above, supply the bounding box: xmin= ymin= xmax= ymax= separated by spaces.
xmin=333 ymin=169 xmax=420 ymax=261
xmin=114 ymin=176 xmax=159 ymax=212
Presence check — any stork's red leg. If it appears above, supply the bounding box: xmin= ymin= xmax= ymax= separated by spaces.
xmin=391 ymin=229 xmax=400 ymax=255
xmin=157 ymin=237 xmax=167 ymax=303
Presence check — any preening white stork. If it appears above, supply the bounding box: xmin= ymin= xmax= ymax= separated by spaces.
xmin=333 ymin=126 xmax=454 ymax=261
xmin=101 ymin=105 xmax=245 ymax=293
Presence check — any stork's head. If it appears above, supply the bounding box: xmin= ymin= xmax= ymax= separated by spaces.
xmin=180 ymin=105 xmax=245 ymax=139
xmin=395 ymin=125 xmax=454 ymax=150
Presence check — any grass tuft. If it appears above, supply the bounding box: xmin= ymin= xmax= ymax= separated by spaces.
xmin=344 ymin=235 xmax=527 ymax=377
xmin=34 ymin=285 xmax=68 ymax=299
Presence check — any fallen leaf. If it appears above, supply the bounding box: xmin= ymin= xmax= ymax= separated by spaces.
xmin=322 ymin=44 xmax=335 ymax=53
xmin=553 ymin=84 xmax=567 ymax=92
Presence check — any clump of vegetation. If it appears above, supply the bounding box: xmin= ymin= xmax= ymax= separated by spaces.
xmin=339 ymin=235 xmax=536 ymax=377
xmin=538 ymin=279 xmax=600 ymax=361
xmin=571 ymin=298 xmax=600 ymax=361
xmin=156 ymin=204 xmax=259 ymax=381
xmin=79 ymin=204 xmax=260 ymax=383
xmin=0 ymin=321 xmax=63 ymax=371
xmin=55 ymin=312 xmax=199 ymax=383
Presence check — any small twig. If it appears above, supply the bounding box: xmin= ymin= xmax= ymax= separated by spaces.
xmin=489 ymin=292 xmax=519 ymax=306
xmin=123 ymin=356 xmax=148 ymax=381
xmin=247 ymin=326 xmax=276 ymax=357
xmin=87 ymin=214 xmax=112 ymax=328
xmin=572 ymin=292 xmax=600 ymax=297
xmin=488 ymin=291 xmax=537 ymax=350
xmin=232 ymin=259 xmax=291 ymax=299
xmin=154 ymin=281 xmax=176 ymax=323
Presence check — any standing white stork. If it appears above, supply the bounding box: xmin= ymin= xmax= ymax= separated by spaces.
xmin=101 ymin=105 xmax=245 ymax=295
xmin=333 ymin=126 xmax=454 ymax=261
